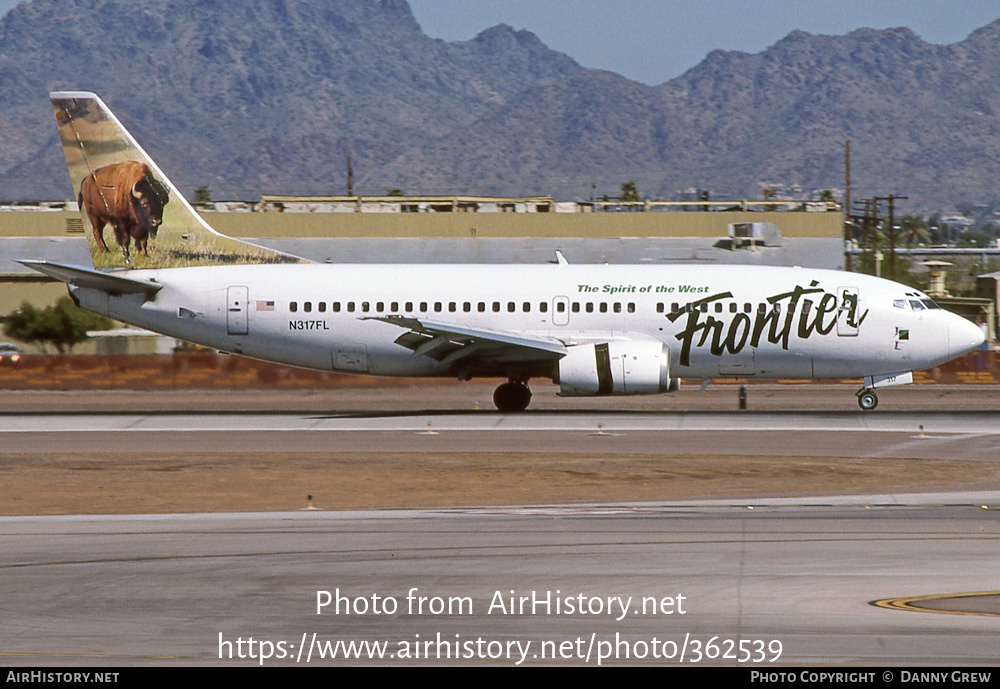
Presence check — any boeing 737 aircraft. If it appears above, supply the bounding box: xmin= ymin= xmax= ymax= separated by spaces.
xmin=23 ymin=92 xmax=985 ymax=411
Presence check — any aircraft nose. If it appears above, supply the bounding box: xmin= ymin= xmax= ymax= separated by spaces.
xmin=949 ymin=315 xmax=985 ymax=358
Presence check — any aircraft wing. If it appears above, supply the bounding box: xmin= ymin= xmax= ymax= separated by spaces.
xmin=369 ymin=316 xmax=567 ymax=369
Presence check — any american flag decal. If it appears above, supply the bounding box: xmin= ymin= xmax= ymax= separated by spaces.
xmin=256 ymin=300 xmax=275 ymax=311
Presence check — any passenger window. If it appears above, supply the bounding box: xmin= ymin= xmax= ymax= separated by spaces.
xmin=539 ymin=302 xmax=548 ymax=313
xmin=304 ymin=302 xmax=312 ymax=313
xmin=493 ymin=302 xmax=501 ymax=312
xmin=743 ymin=303 xmax=751 ymax=313
xmin=758 ymin=303 xmax=766 ymax=314
xmin=507 ymin=302 xmax=515 ymax=313
xmin=318 ymin=302 xmax=326 ymax=313
xmin=420 ymin=302 xmax=428 ymax=312
xmin=523 ymin=302 xmax=531 ymax=312
xmin=361 ymin=302 xmax=369 ymax=313
xmin=478 ymin=302 xmax=486 ymax=313
xmin=347 ymin=302 xmax=355 ymax=312
xmin=571 ymin=302 xmax=580 ymax=313
xmin=290 ymin=301 xmax=298 ymax=313
xmin=627 ymin=303 xmax=635 ymax=313
xmin=614 ymin=303 xmax=622 ymax=313
xmin=463 ymin=302 xmax=471 ymax=312
xmin=699 ymin=303 xmax=707 ymax=313
xmin=405 ymin=302 xmax=413 ymax=311
xmin=672 ymin=303 xmax=679 ymax=313
xmin=589 ymin=303 xmax=596 ymax=313
xmin=714 ymin=303 xmax=723 ymax=313
xmin=600 ymin=303 xmax=608 ymax=313
xmin=449 ymin=302 xmax=456 ymax=312
xmin=656 ymin=303 xmax=664 ymax=313
xmin=556 ymin=302 xmax=565 ymax=313
xmin=434 ymin=302 xmax=442 ymax=312
xmin=333 ymin=302 xmax=341 ymax=313
xmin=376 ymin=302 xmax=384 ymax=312
xmin=729 ymin=303 xmax=737 ymax=313
xmin=773 ymin=303 xmax=781 ymax=314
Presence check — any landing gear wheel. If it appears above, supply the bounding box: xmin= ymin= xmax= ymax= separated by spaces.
xmin=493 ymin=381 xmax=532 ymax=412
xmin=857 ymin=390 xmax=878 ymax=411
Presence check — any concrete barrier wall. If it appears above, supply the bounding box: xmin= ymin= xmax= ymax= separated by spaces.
xmin=2 ymin=209 xmax=842 ymax=239
xmin=1 ymin=352 xmax=995 ymax=390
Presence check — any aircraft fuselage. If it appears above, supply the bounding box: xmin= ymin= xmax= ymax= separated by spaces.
xmin=69 ymin=262 xmax=982 ymax=387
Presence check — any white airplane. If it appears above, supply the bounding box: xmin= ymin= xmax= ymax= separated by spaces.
xmin=23 ymin=92 xmax=985 ymax=411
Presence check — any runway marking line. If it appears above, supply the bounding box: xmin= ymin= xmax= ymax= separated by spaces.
xmin=871 ymin=590 xmax=1000 ymax=618
xmin=0 ymin=651 xmax=187 ymax=660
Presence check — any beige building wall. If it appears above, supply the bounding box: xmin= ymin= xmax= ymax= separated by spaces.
xmin=1 ymin=208 xmax=842 ymax=345
xmin=0 ymin=280 xmax=68 ymax=316
xmin=1 ymin=209 xmax=842 ymax=240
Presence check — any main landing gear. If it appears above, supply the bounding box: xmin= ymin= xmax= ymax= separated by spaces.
xmin=856 ymin=388 xmax=879 ymax=411
xmin=493 ymin=380 xmax=532 ymax=412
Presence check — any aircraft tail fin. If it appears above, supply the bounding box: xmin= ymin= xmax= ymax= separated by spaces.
xmin=50 ymin=92 xmax=303 ymax=270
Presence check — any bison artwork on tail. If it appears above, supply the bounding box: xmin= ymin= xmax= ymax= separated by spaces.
xmin=78 ymin=161 xmax=170 ymax=263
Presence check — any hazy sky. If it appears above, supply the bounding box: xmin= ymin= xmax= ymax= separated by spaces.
xmin=408 ymin=0 xmax=1000 ymax=84
xmin=2 ymin=0 xmax=998 ymax=84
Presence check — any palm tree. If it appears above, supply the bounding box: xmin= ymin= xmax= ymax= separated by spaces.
xmin=898 ymin=213 xmax=930 ymax=246
xmin=620 ymin=181 xmax=640 ymax=202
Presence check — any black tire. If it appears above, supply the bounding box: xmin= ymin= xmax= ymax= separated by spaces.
xmin=857 ymin=391 xmax=878 ymax=411
xmin=494 ymin=382 xmax=532 ymax=412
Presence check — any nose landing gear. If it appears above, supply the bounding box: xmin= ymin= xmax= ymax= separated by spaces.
xmin=856 ymin=389 xmax=878 ymax=411
xmin=493 ymin=380 xmax=532 ymax=412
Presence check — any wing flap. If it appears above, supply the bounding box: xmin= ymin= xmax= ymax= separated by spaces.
xmin=370 ymin=315 xmax=567 ymax=366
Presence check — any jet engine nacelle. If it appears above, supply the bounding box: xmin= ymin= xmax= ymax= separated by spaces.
xmin=558 ymin=341 xmax=670 ymax=396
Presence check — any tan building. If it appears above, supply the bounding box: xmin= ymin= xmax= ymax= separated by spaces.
xmin=2 ymin=197 xmax=844 ymax=351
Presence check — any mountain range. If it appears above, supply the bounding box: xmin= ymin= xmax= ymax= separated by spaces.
xmin=2 ymin=0 xmax=999 ymax=211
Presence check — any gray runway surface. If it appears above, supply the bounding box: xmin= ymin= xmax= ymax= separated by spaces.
xmin=2 ymin=384 xmax=1000 ymax=666
xmin=2 ymin=407 xmax=999 ymax=460
xmin=2 ymin=502 xmax=999 ymax=666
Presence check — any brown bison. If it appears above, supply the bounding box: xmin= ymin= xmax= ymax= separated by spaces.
xmin=78 ymin=161 xmax=170 ymax=263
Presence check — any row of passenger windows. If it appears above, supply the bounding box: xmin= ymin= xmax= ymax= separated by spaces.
xmin=657 ymin=301 xmax=813 ymax=315
xmin=287 ymin=300 xmax=641 ymax=314
xmin=291 ymin=300 xmax=552 ymax=314
xmin=286 ymin=299 xmax=808 ymax=315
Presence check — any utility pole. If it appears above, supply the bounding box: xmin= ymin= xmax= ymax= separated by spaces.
xmin=844 ymin=141 xmax=852 ymax=271
xmin=851 ymin=198 xmax=880 ymax=276
xmin=874 ymin=195 xmax=908 ymax=281
xmin=347 ymin=155 xmax=354 ymax=197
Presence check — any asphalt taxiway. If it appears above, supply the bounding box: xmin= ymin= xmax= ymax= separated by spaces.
xmin=2 ymin=406 xmax=999 ymax=459
xmin=2 ymin=384 xmax=999 ymax=665
xmin=2 ymin=500 xmax=999 ymax=666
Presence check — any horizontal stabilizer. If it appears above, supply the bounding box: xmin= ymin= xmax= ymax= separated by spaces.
xmin=18 ymin=260 xmax=163 ymax=296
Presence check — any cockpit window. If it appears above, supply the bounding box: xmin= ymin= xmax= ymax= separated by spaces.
xmin=909 ymin=300 xmax=925 ymax=311
xmin=893 ymin=299 xmax=907 ymax=309
xmin=921 ymin=299 xmax=940 ymax=309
